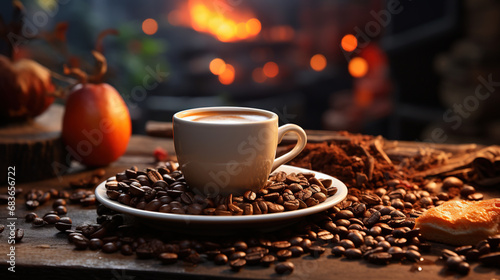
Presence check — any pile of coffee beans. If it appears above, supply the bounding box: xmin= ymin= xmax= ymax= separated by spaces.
xmin=104 ymin=165 xmax=338 ymax=215
xmin=441 ymin=235 xmax=500 ymax=274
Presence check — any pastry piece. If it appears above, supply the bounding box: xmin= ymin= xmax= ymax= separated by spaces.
xmin=415 ymin=199 xmax=500 ymax=246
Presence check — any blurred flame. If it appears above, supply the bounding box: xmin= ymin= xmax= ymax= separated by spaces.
xmin=181 ymin=0 xmax=260 ymax=42
xmin=263 ymin=62 xmax=279 ymax=78
xmin=348 ymin=57 xmax=368 ymax=78
xmin=341 ymin=34 xmax=357 ymax=52
xmin=219 ymin=64 xmax=235 ymax=85
xmin=142 ymin=18 xmax=158 ymax=35
xmin=310 ymin=54 xmax=327 ymax=71
xmin=209 ymin=58 xmax=226 ymax=75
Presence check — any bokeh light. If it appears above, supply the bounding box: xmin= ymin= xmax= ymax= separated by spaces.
xmin=341 ymin=34 xmax=358 ymax=52
xmin=310 ymin=54 xmax=327 ymax=71
xmin=348 ymin=57 xmax=369 ymax=78
xmin=263 ymin=62 xmax=279 ymax=78
xmin=142 ymin=18 xmax=158 ymax=35
xmin=219 ymin=64 xmax=235 ymax=85
xmin=209 ymin=58 xmax=226 ymax=75
xmin=246 ymin=18 xmax=261 ymax=36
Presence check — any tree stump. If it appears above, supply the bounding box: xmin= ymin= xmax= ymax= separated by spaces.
xmin=0 ymin=104 xmax=67 ymax=184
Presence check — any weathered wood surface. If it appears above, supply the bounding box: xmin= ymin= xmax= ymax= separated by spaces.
xmin=1 ymin=135 xmax=500 ymax=280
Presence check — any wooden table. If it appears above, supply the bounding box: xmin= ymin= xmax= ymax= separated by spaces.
xmin=1 ymin=135 xmax=499 ymax=280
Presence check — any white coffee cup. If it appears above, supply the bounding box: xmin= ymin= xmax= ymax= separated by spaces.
xmin=173 ymin=106 xmax=307 ymax=196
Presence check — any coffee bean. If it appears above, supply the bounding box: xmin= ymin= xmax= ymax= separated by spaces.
xmin=159 ymin=252 xmax=178 ymax=264
xmin=331 ymin=246 xmax=345 ymax=257
xmin=405 ymin=249 xmax=422 ymax=262
xmin=214 ymin=253 xmax=228 ymax=265
xmin=43 ymin=214 xmax=60 ymax=225
xmin=14 ymin=229 xmax=24 ymax=242
xmin=260 ymin=254 xmax=276 ymax=267
xmin=345 ymin=248 xmax=363 ymax=259
xmin=0 ymin=224 xmax=4 ymax=233
xmin=272 ymin=241 xmax=291 ymax=251
xmin=478 ymin=252 xmax=500 ymax=266
xmin=308 ymin=245 xmax=326 ymax=257
xmin=55 ymin=205 xmax=68 ymax=215
xmin=88 ymin=238 xmax=103 ymax=250
xmin=442 ymin=177 xmax=463 ymax=190
xmin=367 ymin=252 xmax=392 ymax=265
xmin=347 ymin=231 xmax=364 ymax=247
xmin=55 ymin=220 xmax=72 ymax=232
xmin=102 ymin=242 xmax=118 ymax=253
xmin=72 ymin=235 xmax=89 ymax=250
xmin=33 ymin=217 xmax=46 ymax=227
xmin=25 ymin=200 xmax=40 ymax=210
xmin=25 ymin=212 xmax=38 ymax=222
xmin=289 ymin=246 xmax=304 ymax=257
xmin=229 ymin=258 xmax=246 ymax=271
xmin=277 ymin=249 xmax=292 ymax=261
xmin=275 ymin=261 xmax=294 ymax=274
xmin=467 ymin=193 xmax=483 ymax=201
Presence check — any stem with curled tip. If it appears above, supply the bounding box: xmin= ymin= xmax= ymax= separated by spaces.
xmin=88 ymin=50 xmax=107 ymax=84
xmin=63 ymin=64 xmax=87 ymax=84
xmin=95 ymin=28 xmax=119 ymax=53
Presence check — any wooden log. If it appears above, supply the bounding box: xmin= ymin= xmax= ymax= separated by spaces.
xmin=0 ymin=104 xmax=67 ymax=184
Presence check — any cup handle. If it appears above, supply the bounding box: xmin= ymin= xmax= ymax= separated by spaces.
xmin=271 ymin=124 xmax=307 ymax=172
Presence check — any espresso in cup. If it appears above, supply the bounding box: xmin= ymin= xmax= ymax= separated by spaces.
xmin=173 ymin=107 xmax=307 ymax=196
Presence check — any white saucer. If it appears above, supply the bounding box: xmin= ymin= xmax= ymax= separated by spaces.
xmin=95 ymin=165 xmax=348 ymax=234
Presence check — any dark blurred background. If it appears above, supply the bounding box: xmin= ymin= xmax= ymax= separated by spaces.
xmin=2 ymin=0 xmax=499 ymax=144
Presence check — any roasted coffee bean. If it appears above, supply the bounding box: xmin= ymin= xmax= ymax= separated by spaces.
xmin=344 ymin=248 xmax=363 ymax=259
xmin=365 ymin=211 xmax=381 ymax=227
xmin=13 ymin=229 xmax=24 ymax=242
xmin=243 ymin=190 xmax=257 ymax=202
xmin=89 ymin=238 xmax=104 ymax=250
xmin=335 ymin=210 xmax=354 ymax=220
xmin=229 ymin=251 xmax=246 ymax=260
xmin=275 ymin=261 xmax=294 ymax=275
xmin=214 ymin=253 xmax=228 ymax=265
xmin=119 ymin=244 xmax=133 ymax=256
xmin=159 ymin=252 xmax=178 ymax=264
xmin=289 ymin=246 xmax=304 ymax=257
xmin=308 ymin=245 xmax=326 ymax=257
xmin=55 ymin=218 xmax=72 ymax=232
xmin=245 ymin=251 xmax=263 ymax=265
xmin=339 ymin=239 xmax=355 ymax=249
xmin=367 ymin=252 xmax=392 ymax=265
xmin=277 ymin=249 xmax=292 ymax=261
xmin=102 ymin=242 xmax=119 ymax=253
xmin=387 ymin=246 xmax=405 ymax=260
xmin=331 ymin=246 xmax=345 ymax=257
xmin=33 ymin=217 xmax=46 ymax=227
xmin=43 ymin=214 xmax=60 ymax=224
xmin=405 ymin=249 xmax=422 ymax=262
xmin=0 ymin=224 xmax=4 ymax=233
xmin=55 ymin=205 xmax=68 ymax=215
xmin=478 ymin=252 xmax=500 ymax=266
xmin=442 ymin=177 xmax=463 ymax=190
xmin=25 ymin=212 xmax=38 ymax=222
xmin=229 ymin=258 xmax=246 ymax=271
xmin=25 ymin=200 xmax=40 ymax=210
xmin=260 ymin=254 xmax=276 ymax=267
xmin=72 ymin=235 xmax=89 ymax=250
xmin=467 ymin=193 xmax=483 ymax=201
xmin=272 ymin=241 xmax=291 ymax=251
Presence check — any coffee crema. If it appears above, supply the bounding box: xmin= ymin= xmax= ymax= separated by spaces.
xmin=181 ymin=110 xmax=270 ymax=123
